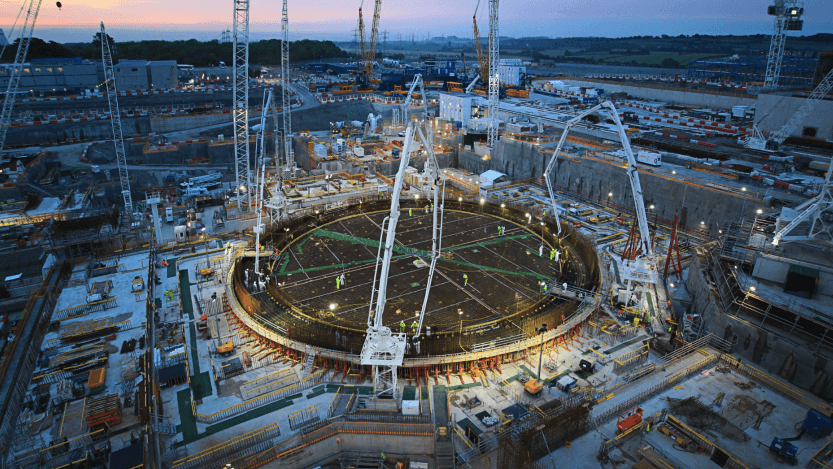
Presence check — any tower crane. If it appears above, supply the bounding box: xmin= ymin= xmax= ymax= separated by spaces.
xmin=232 ymin=0 xmax=252 ymax=211
xmin=361 ymin=123 xmax=416 ymax=399
xmin=486 ymin=0 xmax=499 ymax=149
xmin=100 ymin=22 xmax=133 ymax=212
xmin=762 ymin=0 xmax=804 ymax=91
xmin=0 ymin=0 xmax=43 ymax=154
xmin=280 ymin=0 xmax=293 ymax=179
xmin=746 ymin=66 xmax=833 ymax=151
xmin=544 ymin=101 xmax=655 ymax=304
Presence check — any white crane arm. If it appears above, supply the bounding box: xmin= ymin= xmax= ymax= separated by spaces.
xmin=465 ymin=74 xmax=481 ymax=94
xmin=253 ymin=89 xmax=273 ymax=274
xmin=413 ymin=125 xmax=445 ymax=338
xmin=604 ymin=101 xmax=652 ymax=258
xmin=368 ymin=123 xmax=416 ymax=330
xmin=544 ymin=102 xmax=609 ymax=236
xmin=402 ymin=74 xmax=426 ymax=124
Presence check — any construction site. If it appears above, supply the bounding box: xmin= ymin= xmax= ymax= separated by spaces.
xmin=0 ymin=0 xmax=832 ymax=468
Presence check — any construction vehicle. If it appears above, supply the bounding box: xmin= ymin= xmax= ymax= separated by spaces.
xmin=769 ymin=437 xmax=798 ymax=464
xmin=523 ymin=379 xmax=543 ymax=397
xmin=217 ymin=341 xmax=234 ymax=356
xmin=616 ymin=405 xmax=644 ymax=433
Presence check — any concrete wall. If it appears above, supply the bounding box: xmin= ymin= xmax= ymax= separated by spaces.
xmin=150 ymin=113 xmax=232 ymax=134
xmin=452 ymin=138 xmax=766 ymax=237
xmin=3 ymin=117 xmax=151 ymax=147
xmin=755 ymin=93 xmax=833 ymax=140
xmin=560 ymin=79 xmax=757 ymax=108
xmin=688 ymin=254 xmax=833 ymax=399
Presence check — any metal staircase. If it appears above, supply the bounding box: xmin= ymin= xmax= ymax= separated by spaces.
xmin=302 ymin=350 xmax=316 ymax=375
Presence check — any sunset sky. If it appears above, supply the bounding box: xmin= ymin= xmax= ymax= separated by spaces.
xmin=1 ymin=0 xmax=831 ymax=43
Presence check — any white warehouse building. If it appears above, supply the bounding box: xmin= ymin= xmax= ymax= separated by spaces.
xmin=498 ymin=65 xmax=526 ymax=87
xmin=438 ymin=92 xmax=487 ymax=127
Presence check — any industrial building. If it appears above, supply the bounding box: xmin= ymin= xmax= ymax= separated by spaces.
xmin=0 ymin=57 xmax=178 ymax=94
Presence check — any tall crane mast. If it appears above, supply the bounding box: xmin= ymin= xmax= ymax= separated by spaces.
xmin=763 ymin=0 xmax=804 ymax=91
xmin=0 ymin=0 xmax=43 ymax=154
xmin=280 ymin=0 xmax=293 ymax=176
xmin=233 ymin=0 xmax=252 ymax=211
xmin=100 ymin=22 xmax=133 ymax=212
xmin=486 ymin=0 xmax=499 ymax=149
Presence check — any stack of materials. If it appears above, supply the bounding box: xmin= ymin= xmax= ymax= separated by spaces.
xmin=87 ymin=368 xmax=106 ymax=395
xmin=56 ymin=379 xmax=75 ymax=403
xmin=85 ymin=394 xmax=122 ymax=428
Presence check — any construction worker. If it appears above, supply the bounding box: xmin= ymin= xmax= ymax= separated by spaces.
xmin=550 ymin=249 xmax=556 ymax=260
xmin=339 ymin=273 xmax=346 ymax=286
xmin=411 ymin=320 xmax=418 ymax=333
xmin=539 ymin=245 xmax=544 ymax=257
xmin=554 ymin=249 xmax=561 ymax=262
xmin=409 ymin=208 xmax=413 ymax=217
xmin=463 ymin=273 xmax=468 ymax=286
xmin=400 ymin=321 xmax=406 ymax=333
xmin=541 ymin=282 xmax=547 ymax=293
xmin=425 ymin=205 xmax=429 ymax=213
xmin=336 ymin=276 xmax=341 ymax=290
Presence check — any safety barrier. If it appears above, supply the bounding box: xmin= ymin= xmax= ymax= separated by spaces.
xmin=53 ymin=297 xmax=118 ymax=321
xmin=194 ymin=383 xmax=299 ymax=424
xmin=612 ymin=344 xmax=649 ymax=374
xmin=171 ymin=422 xmax=281 ymax=469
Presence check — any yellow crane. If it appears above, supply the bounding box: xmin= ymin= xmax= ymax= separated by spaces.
xmin=357 ymin=0 xmax=382 ymax=90
xmin=473 ymin=0 xmax=488 ymax=82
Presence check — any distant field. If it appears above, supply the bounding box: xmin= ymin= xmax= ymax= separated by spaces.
xmin=571 ymin=52 xmax=720 ymax=67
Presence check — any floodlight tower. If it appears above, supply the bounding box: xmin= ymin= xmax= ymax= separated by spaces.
xmin=763 ymin=0 xmax=804 ymax=91
xmin=233 ymin=0 xmax=252 ymax=211
xmin=486 ymin=0 xmax=499 ymax=149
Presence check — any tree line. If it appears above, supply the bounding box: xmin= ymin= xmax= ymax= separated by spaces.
xmin=0 ymin=37 xmax=347 ymax=66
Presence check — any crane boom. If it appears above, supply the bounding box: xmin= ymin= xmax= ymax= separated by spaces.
xmin=361 ymin=122 xmax=414 ymax=399
xmin=367 ymin=0 xmax=382 ymax=77
xmin=402 ymin=74 xmax=426 ymax=124
xmin=544 ymin=101 xmax=651 ymax=257
xmin=486 ymin=0 xmax=499 ymax=149
xmin=253 ymin=89 xmax=273 ymax=275
xmin=413 ymin=125 xmax=445 ymax=338
xmin=100 ymin=22 xmax=133 ymax=212
xmin=0 ymin=0 xmax=43 ymax=154
xmin=473 ymin=0 xmax=487 ymax=81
